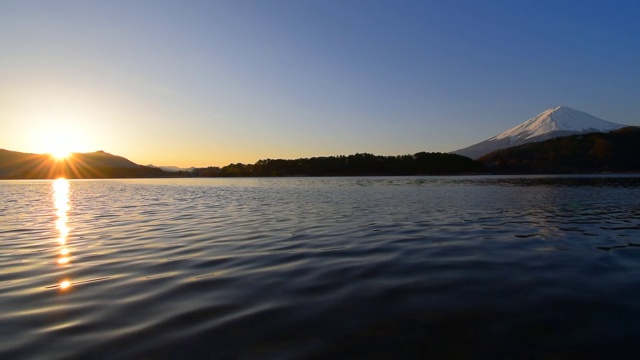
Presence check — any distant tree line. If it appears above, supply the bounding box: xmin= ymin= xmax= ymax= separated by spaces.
xmin=188 ymin=152 xmax=484 ymax=177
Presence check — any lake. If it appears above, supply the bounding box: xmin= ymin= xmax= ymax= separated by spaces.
xmin=1 ymin=176 xmax=640 ymax=359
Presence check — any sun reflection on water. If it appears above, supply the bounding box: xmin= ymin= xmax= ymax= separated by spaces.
xmin=59 ymin=280 xmax=71 ymax=290
xmin=53 ymin=178 xmax=72 ymax=290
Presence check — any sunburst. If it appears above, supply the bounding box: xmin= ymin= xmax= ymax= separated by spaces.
xmin=50 ymin=147 xmax=72 ymax=160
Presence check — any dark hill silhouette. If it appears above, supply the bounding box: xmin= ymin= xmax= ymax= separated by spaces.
xmin=74 ymin=150 xmax=140 ymax=168
xmin=0 ymin=149 xmax=170 ymax=179
xmin=0 ymin=149 xmax=47 ymax=178
xmin=479 ymin=126 xmax=640 ymax=174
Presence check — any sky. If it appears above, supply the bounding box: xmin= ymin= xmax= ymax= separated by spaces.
xmin=1 ymin=0 xmax=639 ymax=167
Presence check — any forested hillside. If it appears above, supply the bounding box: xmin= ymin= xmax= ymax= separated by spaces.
xmin=479 ymin=127 xmax=640 ymax=174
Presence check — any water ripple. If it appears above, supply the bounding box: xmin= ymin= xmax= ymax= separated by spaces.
xmin=1 ymin=176 xmax=640 ymax=359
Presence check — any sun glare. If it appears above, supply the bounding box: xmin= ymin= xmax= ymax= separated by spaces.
xmin=50 ymin=147 xmax=72 ymax=160
xmin=39 ymin=128 xmax=77 ymax=160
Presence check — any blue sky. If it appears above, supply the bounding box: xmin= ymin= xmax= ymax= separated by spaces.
xmin=1 ymin=0 xmax=639 ymax=166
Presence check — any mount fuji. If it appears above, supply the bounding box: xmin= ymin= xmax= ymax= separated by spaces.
xmin=452 ymin=106 xmax=627 ymax=159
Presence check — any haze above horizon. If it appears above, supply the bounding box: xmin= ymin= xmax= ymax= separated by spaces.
xmin=1 ymin=0 xmax=639 ymax=167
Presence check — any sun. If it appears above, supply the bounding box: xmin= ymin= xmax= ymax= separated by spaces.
xmin=51 ymin=149 xmax=72 ymax=160
xmin=42 ymin=130 xmax=76 ymax=160
xmin=29 ymin=117 xmax=94 ymax=160
xmin=50 ymin=144 xmax=73 ymax=160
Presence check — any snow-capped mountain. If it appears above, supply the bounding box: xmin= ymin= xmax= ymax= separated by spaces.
xmin=452 ymin=106 xmax=626 ymax=159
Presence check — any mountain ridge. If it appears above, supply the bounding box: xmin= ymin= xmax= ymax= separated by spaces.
xmin=453 ymin=106 xmax=626 ymax=159
xmin=0 ymin=149 xmax=170 ymax=179
xmin=146 ymin=164 xmax=196 ymax=173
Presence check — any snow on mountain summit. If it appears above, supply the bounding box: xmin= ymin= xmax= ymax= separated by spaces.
xmin=492 ymin=106 xmax=624 ymax=143
xmin=452 ymin=106 xmax=626 ymax=159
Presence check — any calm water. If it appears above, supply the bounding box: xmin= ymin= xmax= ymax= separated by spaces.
xmin=2 ymin=176 xmax=640 ymax=359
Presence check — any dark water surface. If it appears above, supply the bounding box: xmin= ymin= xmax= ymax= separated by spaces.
xmin=2 ymin=176 xmax=640 ymax=359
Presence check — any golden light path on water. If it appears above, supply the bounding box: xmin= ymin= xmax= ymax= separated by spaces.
xmin=53 ymin=178 xmax=72 ymax=290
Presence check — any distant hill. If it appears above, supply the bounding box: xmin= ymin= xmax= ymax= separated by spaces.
xmin=146 ymin=164 xmax=196 ymax=172
xmin=453 ymin=106 xmax=627 ymax=159
xmin=74 ymin=150 xmax=140 ymax=168
xmin=479 ymin=126 xmax=640 ymax=174
xmin=0 ymin=149 xmax=172 ymax=179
